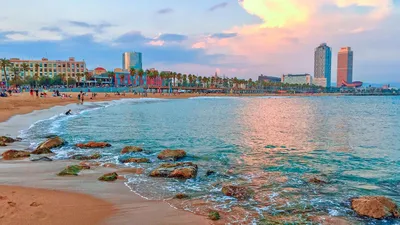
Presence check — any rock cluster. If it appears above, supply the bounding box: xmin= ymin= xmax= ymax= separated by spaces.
xmin=2 ymin=150 xmax=31 ymax=160
xmin=221 ymin=185 xmax=254 ymax=200
xmin=121 ymin=146 xmax=143 ymax=154
xmin=57 ymin=165 xmax=90 ymax=176
xmin=98 ymin=172 xmax=118 ymax=182
xmin=150 ymin=162 xmax=197 ymax=179
xmin=157 ymin=149 xmax=186 ymax=160
xmin=0 ymin=136 xmax=17 ymax=143
xmin=351 ymin=196 xmax=399 ymax=219
xmin=71 ymin=153 xmax=102 ymax=160
xmin=120 ymin=157 xmax=150 ymax=163
xmin=33 ymin=136 xmax=65 ymax=154
xmin=76 ymin=142 xmax=111 ymax=149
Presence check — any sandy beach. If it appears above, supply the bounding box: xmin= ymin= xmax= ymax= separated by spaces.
xmin=0 ymin=92 xmax=211 ymax=225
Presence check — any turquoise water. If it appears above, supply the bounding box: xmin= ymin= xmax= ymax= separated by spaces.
xmin=22 ymin=96 xmax=400 ymax=224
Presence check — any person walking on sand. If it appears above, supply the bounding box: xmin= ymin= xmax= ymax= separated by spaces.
xmin=30 ymin=89 xmax=33 ymax=97
xmin=35 ymin=89 xmax=39 ymax=98
xmin=81 ymin=93 xmax=85 ymax=104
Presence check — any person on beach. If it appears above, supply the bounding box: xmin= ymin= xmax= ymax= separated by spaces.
xmin=30 ymin=89 xmax=33 ymax=97
xmin=81 ymin=93 xmax=85 ymax=104
xmin=35 ymin=89 xmax=39 ymax=98
xmin=65 ymin=109 xmax=72 ymax=115
xmin=77 ymin=93 xmax=81 ymax=102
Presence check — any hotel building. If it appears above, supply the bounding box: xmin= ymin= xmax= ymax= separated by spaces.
xmin=337 ymin=47 xmax=353 ymax=87
xmin=0 ymin=57 xmax=86 ymax=81
xmin=282 ymin=74 xmax=312 ymax=85
xmin=122 ymin=52 xmax=143 ymax=71
xmin=314 ymin=43 xmax=332 ymax=87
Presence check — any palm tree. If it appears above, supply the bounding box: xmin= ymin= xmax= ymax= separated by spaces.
xmin=120 ymin=74 xmax=125 ymax=86
xmin=84 ymin=71 xmax=91 ymax=86
xmin=137 ymin=69 xmax=144 ymax=86
xmin=172 ymin=72 xmax=177 ymax=87
xmin=61 ymin=73 xmax=67 ymax=85
xmin=76 ymin=73 xmax=83 ymax=86
xmin=0 ymin=58 xmax=11 ymax=87
xmin=34 ymin=73 xmax=40 ymax=88
xmin=21 ymin=63 xmax=30 ymax=79
xmin=34 ymin=63 xmax=40 ymax=76
xmin=107 ymin=71 xmax=115 ymax=86
xmin=145 ymin=69 xmax=152 ymax=86
xmin=176 ymin=73 xmax=182 ymax=87
xmin=130 ymin=68 xmax=136 ymax=85
xmin=188 ymin=74 xmax=193 ymax=87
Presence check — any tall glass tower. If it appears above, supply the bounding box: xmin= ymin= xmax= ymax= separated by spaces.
xmin=122 ymin=52 xmax=142 ymax=70
xmin=314 ymin=43 xmax=332 ymax=87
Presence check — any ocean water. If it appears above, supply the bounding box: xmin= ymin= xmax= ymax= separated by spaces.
xmin=21 ymin=96 xmax=400 ymax=224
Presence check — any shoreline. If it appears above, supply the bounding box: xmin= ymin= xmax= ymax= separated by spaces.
xmin=0 ymin=91 xmax=348 ymax=123
xmin=0 ymin=94 xmax=210 ymax=225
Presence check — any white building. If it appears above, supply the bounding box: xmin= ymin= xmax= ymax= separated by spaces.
xmin=281 ymin=74 xmax=312 ymax=85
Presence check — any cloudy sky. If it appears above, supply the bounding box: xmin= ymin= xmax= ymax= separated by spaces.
xmin=1 ymin=0 xmax=399 ymax=83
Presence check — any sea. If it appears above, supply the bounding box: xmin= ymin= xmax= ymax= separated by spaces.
xmin=19 ymin=96 xmax=400 ymax=224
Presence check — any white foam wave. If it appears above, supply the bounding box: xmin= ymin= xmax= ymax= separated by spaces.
xmin=188 ymin=96 xmax=239 ymax=100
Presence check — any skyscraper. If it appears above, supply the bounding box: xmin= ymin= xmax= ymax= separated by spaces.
xmin=314 ymin=43 xmax=332 ymax=87
xmin=122 ymin=52 xmax=143 ymax=71
xmin=337 ymin=47 xmax=353 ymax=87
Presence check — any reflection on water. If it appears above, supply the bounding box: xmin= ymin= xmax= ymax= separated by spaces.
xmin=23 ymin=96 xmax=400 ymax=224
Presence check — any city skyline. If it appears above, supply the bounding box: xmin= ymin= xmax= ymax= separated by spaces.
xmin=0 ymin=0 xmax=399 ymax=84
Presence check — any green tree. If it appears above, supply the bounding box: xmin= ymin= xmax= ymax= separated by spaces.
xmin=0 ymin=58 xmax=11 ymax=87
xmin=137 ymin=69 xmax=144 ymax=86
xmin=21 ymin=63 xmax=30 ymax=79
xmin=107 ymin=71 xmax=115 ymax=86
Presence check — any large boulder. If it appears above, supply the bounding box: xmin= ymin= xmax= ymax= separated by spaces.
xmin=351 ymin=196 xmax=399 ymax=219
xmin=157 ymin=149 xmax=186 ymax=160
xmin=71 ymin=153 xmax=101 ymax=160
xmin=98 ymin=172 xmax=118 ymax=182
xmin=0 ymin=141 xmax=6 ymax=146
xmin=222 ymin=185 xmax=254 ymax=200
xmin=2 ymin=150 xmax=31 ymax=160
xmin=0 ymin=136 xmax=17 ymax=143
xmin=121 ymin=146 xmax=143 ymax=154
xmin=33 ymin=136 xmax=65 ymax=154
xmin=57 ymin=165 xmax=89 ymax=176
xmin=75 ymin=142 xmax=111 ymax=149
xmin=120 ymin=157 xmax=150 ymax=163
xmin=150 ymin=162 xmax=198 ymax=179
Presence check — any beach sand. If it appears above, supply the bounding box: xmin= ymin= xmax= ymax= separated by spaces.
xmin=0 ymin=92 xmax=211 ymax=225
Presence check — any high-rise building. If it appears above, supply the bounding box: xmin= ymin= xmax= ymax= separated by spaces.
xmin=337 ymin=47 xmax=353 ymax=87
xmin=0 ymin=57 xmax=86 ymax=81
xmin=122 ymin=52 xmax=142 ymax=71
xmin=314 ymin=43 xmax=332 ymax=87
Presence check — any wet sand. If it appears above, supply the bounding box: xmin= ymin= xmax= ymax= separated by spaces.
xmin=0 ymin=93 xmax=211 ymax=225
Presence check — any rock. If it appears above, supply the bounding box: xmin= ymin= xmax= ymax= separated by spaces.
xmin=206 ymin=170 xmax=216 ymax=176
xmin=222 ymin=185 xmax=254 ymax=200
xmin=71 ymin=153 xmax=102 ymax=160
xmin=0 ymin=141 xmax=6 ymax=146
xmin=44 ymin=134 xmax=58 ymax=139
xmin=308 ymin=216 xmax=351 ymax=225
xmin=33 ymin=136 xmax=65 ymax=154
xmin=79 ymin=161 xmax=101 ymax=167
xmin=117 ymin=168 xmax=144 ymax=174
xmin=121 ymin=146 xmax=143 ymax=154
xmin=2 ymin=150 xmax=31 ymax=160
xmin=309 ymin=177 xmax=328 ymax=185
xmin=57 ymin=165 xmax=89 ymax=176
xmin=98 ymin=172 xmax=118 ymax=182
xmin=0 ymin=136 xmax=16 ymax=143
xmin=208 ymin=211 xmax=220 ymax=220
xmin=351 ymin=196 xmax=399 ymax=219
xmin=174 ymin=193 xmax=189 ymax=199
xmin=76 ymin=141 xmax=111 ymax=149
xmin=30 ymin=202 xmax=41 ymax=207
xmin=30 ymin=156 xmax=53 ymax=162
xmin=102 ymin=163 xmax=118 ymax=168
xmin=157 ymin=149 xmax=186 ymax=160
xmin=120 ymin=157 xmax=150 ymax=163
xmin=150 ymin=162 xmax=198 ymax=179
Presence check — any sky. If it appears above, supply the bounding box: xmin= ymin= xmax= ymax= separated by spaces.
xmin=0 ymin=0 xmax=399 ymax=83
